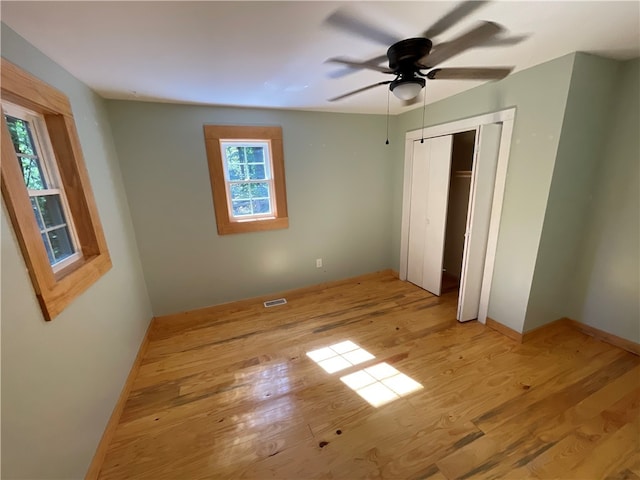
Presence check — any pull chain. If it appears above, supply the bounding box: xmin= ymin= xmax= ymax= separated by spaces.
xmin=420 ymin=87 xmax=427 ymax=143
xmin=385 ymin=88 xmax=390 ymax=145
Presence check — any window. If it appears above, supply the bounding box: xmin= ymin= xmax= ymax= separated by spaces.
xmin=203 ymin=125 xmax=288 ymax=235
xmin=4 ymin=103 xmax=81 ymax=271
xmin=222 ymin=141 xmax=273 ymax=220
xmin=1 ymin=58 xmax=111 ymax=321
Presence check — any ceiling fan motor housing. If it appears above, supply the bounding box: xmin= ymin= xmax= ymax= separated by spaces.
xmin=386 ymin=37 xmax=432 ymax=71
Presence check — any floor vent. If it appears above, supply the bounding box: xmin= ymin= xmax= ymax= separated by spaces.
xmin=264 ymin=298 xmax=287 ymax=308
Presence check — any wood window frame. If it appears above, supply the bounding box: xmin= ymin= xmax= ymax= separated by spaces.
xmin=1 ymin=58 xmax=111 ymax=321
xmin=4 ymin=102 xmax=83 ymax=272
xmin=203 ymin=125 xmax=289 ymax=235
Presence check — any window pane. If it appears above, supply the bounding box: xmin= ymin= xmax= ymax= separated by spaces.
xmin=37 ymin=195 xmax=66 ymax=228
xmin=245 ymin=147 xmax=265 ymax=163
xmin=252 ymin=199 xmax=271 ymax=214
xmin=230 ymin=183 xmax=250 ymax=200
xmin=20 ymin=157 xmax=47 ymax=190
xmin=232 ymin=200 xmax=252 ymax=217
xmin=30 ymin=198 xmax=44 ymax=230
xmin=47 ymin=226 xmax=75 ymax=262
xmin=249 ymin=182 xmax=269 ymax=198
xmin=227 ymin=164 xmax=246 ymax=181
xmin=5 ymin=115 xmax=48 ymax=189
xmin=225 ymin=146 xmax=241 ymax=164
xmin=5 ymin=115 xmax=36 ymax=155
xmin=248 ymin=164 xmax=266 ymax=180
xmin=41 ymin=233 xmax=55 ymax=264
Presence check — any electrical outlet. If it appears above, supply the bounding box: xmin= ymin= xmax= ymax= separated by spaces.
xmin=316 ymin=258 xmax=323 ymax=268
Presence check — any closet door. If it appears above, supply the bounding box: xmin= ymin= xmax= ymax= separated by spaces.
xmin=407 ymin=135 xmax=453 ymax=295
xmin=458 ymin=124 xmax=502 ymax=321
xmin=406 ymin=141 xmax=429 ymax=288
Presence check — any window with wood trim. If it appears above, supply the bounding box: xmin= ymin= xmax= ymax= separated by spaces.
xmin=1 ymin=58 xmax=111 ymax=321
xmin=203 ymin=125 xmax=288 ymax=235
xmin=4 ymin=102 xmax=81 ymax=271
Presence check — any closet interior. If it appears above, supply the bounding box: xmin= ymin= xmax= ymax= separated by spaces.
xmin=442 ymin=130 xmax=476 ymax=293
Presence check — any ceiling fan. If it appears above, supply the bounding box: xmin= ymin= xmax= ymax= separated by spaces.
xmin=324 ymin=1 xmax=524 ymax=103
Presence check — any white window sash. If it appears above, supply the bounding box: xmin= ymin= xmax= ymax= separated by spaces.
xmin=2 ymin=102 xmax=82 ymax=271
xmin=219 ymin=140 xmax=277 ymax=222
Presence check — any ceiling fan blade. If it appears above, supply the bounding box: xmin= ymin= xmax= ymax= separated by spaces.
xmin=429 ymin=34 xmax=528 ymax=57
xmin=422 ymin=0 xmax=489 ymax=38
xmin=481 ymin=34 xmax=530 ymax=47
xmin=363 ymin=54 xmax=390 ymax=66
xmin=421 ymin=21 xmax=505 ymax=68
xmin=326 ymin=57 xmax=393 ymax=74
xmin=328 ymin=53 xmax=389 ymax=79
xmin=328 ymin=81 xmax=392 ymax=102
xmin=426 ymin=67 xmax=513 ymax=80
xmin=328 ymin=67 xmax=357 ymax=79
xmin=324 ymin=8 xmax=401 ymax=46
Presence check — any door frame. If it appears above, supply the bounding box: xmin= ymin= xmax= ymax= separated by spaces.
xmin=399 ymin=107 xmax=516 ymax=324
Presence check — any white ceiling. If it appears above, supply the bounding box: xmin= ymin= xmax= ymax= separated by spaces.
xmin=2 ymin=1 xmax=639 ymax=115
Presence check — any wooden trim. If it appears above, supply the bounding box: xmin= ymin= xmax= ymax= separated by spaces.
xmin=203 ymin=125 xmax=282 ymax=140
xmin=216 ymin=216 xmax=289 ymax=235
xmin=203 ymin=124 xmax=288 ymax=235
xmin=1 ymin=58 xmax=72 ymax=116
xmin=489 ymin=316 xmax=640 ymax=356
xmin=85 ymin=319 xmax=155 ymax=480
xmin=45 ymin=114 xmax=108 ymax=255
xmin=1 ymin=58 xmax=111 ymax=320
xmin=563 ymin=318 xmax=640 ymax=356
xmin=486 ymin=317 xmax=523 ymax=342
xmin=521 ymin=318 xmax=568 ymax=343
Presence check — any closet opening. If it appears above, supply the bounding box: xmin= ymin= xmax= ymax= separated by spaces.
xmin=400 ymin=107 xmax=515 ymax=324
xmin=442 ymin=130 xmax=476 ymax=295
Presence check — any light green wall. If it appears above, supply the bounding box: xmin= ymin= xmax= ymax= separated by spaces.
xmin=568 ymin=58 xmax=640 ymax=342
xmin=391 ymin=54 xmax=575 ymax=332
xmin=525 ymin=53 xmax=620 ymax=331
xmin=106 ymin=101 xmax=393 ymax=316
xmin=1 ymin=25 xmax=153 ymax=479
xmin=1 ymin=24 xmax=635 ymax=478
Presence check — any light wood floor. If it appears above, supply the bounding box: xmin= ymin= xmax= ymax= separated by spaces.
xmin=99 ymin=271 xmax=640 ymax=479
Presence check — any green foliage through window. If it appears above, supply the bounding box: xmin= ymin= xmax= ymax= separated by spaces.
xmin=5 ymin=115 xmax=47 ymax=190
xmin=223 ymin=142 xmax=273 ymax=218
xmin=5 ymin=112 xmax=75 ymax=265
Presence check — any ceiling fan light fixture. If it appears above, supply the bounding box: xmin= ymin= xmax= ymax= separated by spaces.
xmin=390 ymin=77 xmax=425 ymax=101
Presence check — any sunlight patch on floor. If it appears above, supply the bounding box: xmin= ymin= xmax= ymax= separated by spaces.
xmin=306 ymin=340 xmax=375 ymax=374
xmin=340 ymin=362 xmax=423 ymax=407
xmin=306 ymin=340 xmax=422 ymax=407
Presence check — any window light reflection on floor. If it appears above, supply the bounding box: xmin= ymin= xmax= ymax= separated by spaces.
xmin=340 ymin=362 xmax=423 ymax=407
xmin=306 ymin=340 xmax=375 ymax=374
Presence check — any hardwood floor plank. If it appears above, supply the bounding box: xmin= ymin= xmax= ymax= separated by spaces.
xmin=526 ymin=387 xmax=640 ymax=479
xmin=473 ymin=346 xmax=631 ymax=432
xmin=609 ymin=452 xmax=640 ymax=479
xmin=626 ymin=452 xmax=640 ymax=476
xmin=96 ymin=272 xmax=640 ymax=479
xmin=569 ymin=418 xmax=640 ymax=479
xmin=436 ymin=358 xmax=639 ymax=479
